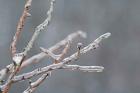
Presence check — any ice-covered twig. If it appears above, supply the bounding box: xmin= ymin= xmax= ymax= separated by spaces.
xmin=0 ymin=31 xmax=86 ymax=82
xmin=39 ymin=40 xmax=70 ymax=63
xmin=23 ymin=73 xmax=50 ymax=93
xmin=23 ymin=39 xmax=71 ymax=93
xmin=21 ymin=30 xmax=85 ymax=69
xmin=1 ymin=0 xmax=56 ymax=92
xmin=0 ymin=0 xmax=112 ymax=92
xmin=2 ymin=1 xmax=33 ymax=93
xmin=12 ymin=32 xmax=111 ymax=83
xmin=62 ymin=65 xmax=104 ymax=72
xmin=22 ymin=0 xmax=56 ymax=56
xmin=22 ymin=64 xmax=104 ymax=93
xmin=10 ymin=0 xmax=32 ymax=56
xmin=57 ymin=32 xmax=111 ymax=64
xmin=56 ymin=40 xmax=70 ymax=62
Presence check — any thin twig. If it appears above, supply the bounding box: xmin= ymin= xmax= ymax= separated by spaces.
xmin=40 ymin=41 xmax=71 ymax=63
xmin=22 ymin=0 xmax=55 ymax=56
xmin=10 ymin=0 xmax=55 ymax=76
xmin=0 ymin=0 xmax=112 ymax=92
xmin=43 ymin=32 xmax=111 ymax=64
xmin=10 ymin=0 xmax=32 ymax=56
xmin=23 ymin=73 xmax=50 ymax=93
xmin=22 ymin=64 xmax=104 ymax=93
xmin=11 ymin=32 xmax=111 ymax=83
xmin=1 ymin=0 xmax=55 ymax=92
xmin=2 ymin=0 xmax=33 ymax=93
xmin=24 ymin=38 xmax=71 ymax=93
xmin=0 ymin=31 xmax=86 ymax=82
xmin=62 ymin=65 xmax=104 ymax=72
xmin=56 ymin=41 xmax=70 ymax=62
xmin=23 ymin=41 xmax=70 ymax=93
xmin=21 ymin=30 xmax=86 ymax=69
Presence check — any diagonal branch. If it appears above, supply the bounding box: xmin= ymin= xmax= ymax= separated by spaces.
xmin=1 ymin=0 xmax=56 ymax=92
xmin=22 ymin=0 xmax=56 ymax=56
xmin=0 ymin=0 xmax=112 ymax=92
xmin=23 ymin=38 xmax=71 ymax=93
xmin=11 ymin=32 xmax=111 ymax=83
xmin=63 ymin=32 xmax=111 ymax=64
xmin=22 ymin=64 xmax=104 ymax=93
xmin=0 ymin=31 xmax=86 ymax=82
xmin=21 ymin=30 xmax=86 ymax=69
xmin=23 ymin=73 xmax=50 ymax=93
xmin=56 ymin=41 xmax=70 ymax=62
xmin=42 ymin=32 xmax=111 ymax=64
xmin=40 ymin=40 xmax=70 ymax=63
xmin=62 ymin=65 xmax=104 ymax=72
xmin=2 ymin=0 xmax=33 ymax=93
xmin=10 ymin=0 xmax=55 ymax=76
xmin=10 ymin=0 xmax=32 ymax=56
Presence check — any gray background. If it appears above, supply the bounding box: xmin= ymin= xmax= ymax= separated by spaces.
xmin=0 ymin=0 xmax=140 ymax=93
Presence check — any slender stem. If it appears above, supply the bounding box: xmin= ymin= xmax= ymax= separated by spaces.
xmin=10 ymin=0 xmax=32 ymax=56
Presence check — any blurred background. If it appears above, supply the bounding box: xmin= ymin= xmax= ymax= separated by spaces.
xmin=0 ymin=0 xmax=140 ymax=93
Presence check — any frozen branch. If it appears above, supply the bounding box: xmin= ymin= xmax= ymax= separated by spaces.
xmin=62 ymin=65 xmax=104 ymax=72
xmin=21 ymin=30 xmax=86 ymax=69
xmin=57 ymin=32 xmax=111 ymax=64
xmin=23 ymin=73 xmax=50 ymax=93
xmin=23 ymin=65 xmax=104 ymax=93
xmin=1 ymin=0 xmax=56 ymax=92
xmin=56 ymin=40 xmax=70 ymax=62
xmin=23 ymin=40 xmax=71 ymax=93
xmin=0 ymin=0 xmax=112 ymax=92
xmin=11 ymin=32 xmax=111 ymax=83
xmin=2 ymin=0 xmax=33 ymax=93
xmin=10 ymin=0 xmax=32 ymax=56
xmin=22 ymin=0 xmax=56 ymax=56
xmin=0 ymin=31 xmax=86 ymax=82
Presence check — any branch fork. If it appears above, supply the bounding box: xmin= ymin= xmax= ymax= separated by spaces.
xmin=0 ymin=0 xmax=111 ymax=93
